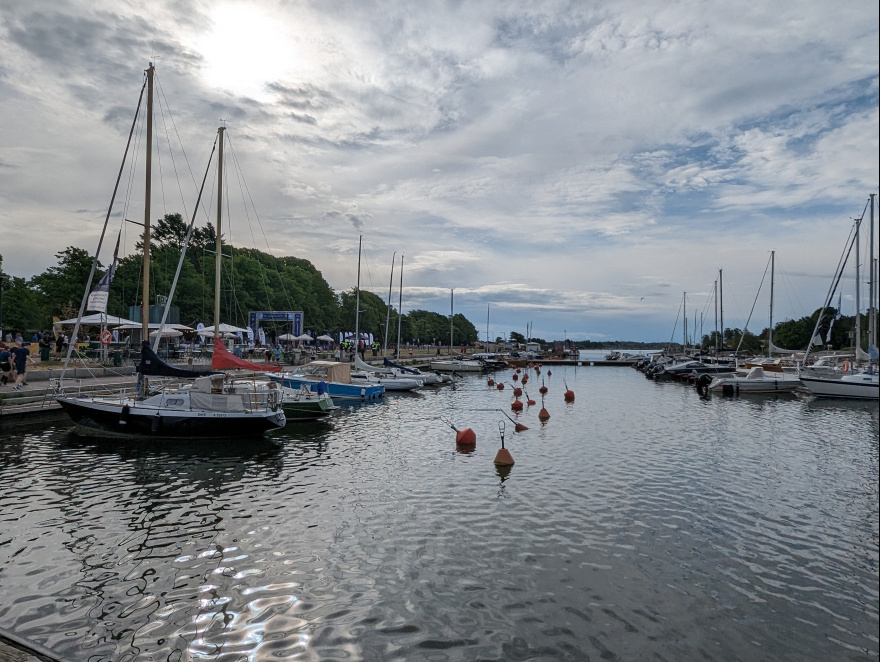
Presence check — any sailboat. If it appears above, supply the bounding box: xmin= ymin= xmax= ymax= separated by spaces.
xmin=799 ymin=195 xmax=879 ymax=400
xmin=273 ymin=236 xmax=385 ymax=400
xmin=429 ymin=289 xmax=484 ymax=373
xmin=55 ymin=64 xmax=287 ymax=436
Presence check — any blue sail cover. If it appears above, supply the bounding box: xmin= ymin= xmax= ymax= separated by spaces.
xmin=137 ymin=341 xmax=218 ymax=377
xmin=383 ymin=357 xmax=420 ymax=374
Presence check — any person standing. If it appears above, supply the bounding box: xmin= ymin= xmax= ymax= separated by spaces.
xmin=334 ymin=346 xmax=341 ymax=362
xmin=55 ymin=333 xmax=64 ymax=360
xmin=0 ymin=344 xmax=13 ymax=386
xmin=11 ymin=343 xmax=30 ymax=390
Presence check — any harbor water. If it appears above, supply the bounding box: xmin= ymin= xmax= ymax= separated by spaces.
xmin=0 ymin=356 xmax=877 ymax=661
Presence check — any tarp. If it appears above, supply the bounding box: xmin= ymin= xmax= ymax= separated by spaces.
xmin=137 ymin=341 xmax=218 ymax=378
xmin=54 ymin=313 xmax=139 ymax=326
xmin=211 ymin=337 xmax=281 ymax=372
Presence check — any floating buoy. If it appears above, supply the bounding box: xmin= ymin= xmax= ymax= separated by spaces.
xmin=512 ymin=373 xmax=519 ymax=381
xmin=520 ymin=374 xmax=529 ymax=384
xmin=496 ymin=382 xmax=505 ymax=390
xmin=563 ymin=379 xmax=575 ymax=402
xmin=547 ymin=370 xmax=552 ymax=376
xmin=524 ymin=389 xmax=536 ymax=405
xmin=539 ymin=379 xmax=548 ymax=394
xmin=538 ymin=408 xmax=550 ymax=421
xmin=487 ymin=378 xmax=495 ymax=386
xmin=512 ymin=386 xmax=523 ymax=397
xmin=456 ymin=428 xmax=477 ymax=446
xmin=494 ymin=421 xmax=515 ymax=466
xmin=511 ymin=399 xmax=523 ymax=411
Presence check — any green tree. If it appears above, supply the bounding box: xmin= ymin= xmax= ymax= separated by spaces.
xmin=31 ymin=247 xmax=98 ymax=320
xmin=509 ymin=331 xmax=525 ymax=344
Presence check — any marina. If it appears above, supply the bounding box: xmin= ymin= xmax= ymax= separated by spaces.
xmin=0 ymin=354 xmax=876 ymax=661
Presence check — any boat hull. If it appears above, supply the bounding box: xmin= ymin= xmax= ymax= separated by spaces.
xmin=708 ymin=378 xmax=803 ymax=394
xmin=799 ymin=375 xmax=880 ymax=400
xmin=429 ymin=360 xmax=484 ymax=372
xmin=57 ymin=396 xmax=286 ymax=437
xmin=276 ymin=377 xmax=384 ymax=401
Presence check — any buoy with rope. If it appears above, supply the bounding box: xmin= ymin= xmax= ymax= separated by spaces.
xmin=442 ymin=416 xmax=476 ymax=446
xmin=523 ymin=389 xmax=536 ymax=405
xmin=538 ymin=395 xmax=550 ymax=421
xmin=511 ymin=398 xmax=523 ymax=411
xmin=496 ymin=382 xmax=505 ymax=390
xmin=538 ymin=379 xmax=548 ymax=394
xmin=563 ymin=379 xmax=574 ymax=402
xmin=487 ymin=378 xmax=495 ymax=386
xmin=520 ymin=374 xmax=529 ymax=384
xmin=474 ymin=409 xmax=529 ymax=432
xmin=511 ymin=385 xmax=523 ymax=397
xmin=494 ymin=420 xmax=515 ymax=466
xmin=512 ymin=372 xmax=519 ymax=382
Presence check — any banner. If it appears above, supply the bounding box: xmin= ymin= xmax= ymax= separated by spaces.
xmin=86 ymin=232 xmax=120 ymax=313
xmin=825 ymin=293 xmax=842 ymax=343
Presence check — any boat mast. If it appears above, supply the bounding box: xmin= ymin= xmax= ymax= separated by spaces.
xmin=486 ymin=303 xmax=490 ymax=350
xmin=714 ymin=279 xmax=718 ymax=354
xmin=719 ymin=269 xmax=724 ymax=354
xmin=870 ymin=193 xmax=877 ymax=356
xmin=855 ymin=212 xmax=861 ymax=359
xmin=769 ymin=250 xmax=775 ymax=357
xmin=141 ymin=63 xmax=154 ymax=344
xmin=383 ymin=252 xmax=396 ymax=356
xmin=449 ymin=288 xmax=454 ymax=353
xmin=396 ymin=254 xmax=404 ymax=360
xmin=683 ymin=292 xmax=687 ymax=352
xmin=214 ymin=126 xmax=224 ymax=334
xmin=355 ymin=235 xmax=362 ymax=355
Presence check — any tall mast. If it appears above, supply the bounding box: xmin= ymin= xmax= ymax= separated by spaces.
xmin=855 ymin=213 xmax=861 ymax=358
xmin=355 ymin=235 xmax=362 ymax=352
xmin=683 ymin=292 xmax=687 ymax=351
xmin=214 ymin=126 xmax=224 ymax=332
xmin=769 ymin=250 xmax=775 ymax=357
xmin=141 ymin=63 xmax=154 ymax=343
xmin=486 ymin=303 xmax=490 ymax=349
xmin=870 ymin=193 xmax=877 ymax=354
xmin=449 ymin=288 xmax=454 ymax=353
xmin=714 ymin=279 xmax=718 ymax=353
xmin=719 ymin=269 xmax=724 ymax=353
xmin=396 ymin=254 xmax=404 ymax=360
xmin=383 ymin=252 xmax=396 ymax=355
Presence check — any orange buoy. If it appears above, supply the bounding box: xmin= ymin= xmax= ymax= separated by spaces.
xmin=539 ymin=385 xmax=548 ymax=394
xmin=487 ymin=378 xmax=495 ymax=386
xmin=520 ymin=374 xmax=529 ymax=384
xmin=455 ymin=428 xmax=476 ymax=446
xmin=564 ymin=390 xmax=575 ymax=402
xmin=512 ymin=387 xmax=523 ymax=397
xmin=511 ymin=399 xmax=523 ymax=411
xmin=494 ymin=447 xmax=515 ymax=466
xmin=512 ymin=373 xmax=519 ymax=381
xmin=538 ymin=408 xmax=550 ymax=421
xmin=526 ymin=397 xmax=536 ymax=406
xmin=496 ymin=382 xmax=505 ymax=390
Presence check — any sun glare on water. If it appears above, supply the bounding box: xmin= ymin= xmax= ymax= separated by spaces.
xmin=198 ymin=5 xmax=296 ymax=101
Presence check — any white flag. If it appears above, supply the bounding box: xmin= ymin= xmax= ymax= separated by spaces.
xmin=86 ymin=232 xmax=120 ymax=313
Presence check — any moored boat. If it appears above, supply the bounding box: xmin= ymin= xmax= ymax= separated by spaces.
xmin=272 ymin=361 xmax=384 ymax=401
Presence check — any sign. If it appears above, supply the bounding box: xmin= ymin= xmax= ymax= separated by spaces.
xmin=248 ymin=311 xmax=303 ymax=336
xmin=100 ymin=330 xmax=113 ymax=345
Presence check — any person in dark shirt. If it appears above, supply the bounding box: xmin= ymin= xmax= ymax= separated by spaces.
xmin=0 ymin=344 xmax=13 ymax=386
xmin=11 ymin=344 xmax=30 ymax=390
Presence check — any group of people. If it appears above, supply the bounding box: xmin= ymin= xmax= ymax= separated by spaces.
xmin=0 ymin=339 xmax=32 ymax=390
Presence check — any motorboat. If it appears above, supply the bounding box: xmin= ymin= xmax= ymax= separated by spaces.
xmin=272 ymin=360 xmax=384 ymax=401
xmin=798 ymin=369 xmax=879 ymax=400
xmin=279 ymin=383 xmax=336 ymax=420
xmin=429 ymin=357 xmax=484 ymax=372
xmin=700 ymin=366 xmax=803 ymax=395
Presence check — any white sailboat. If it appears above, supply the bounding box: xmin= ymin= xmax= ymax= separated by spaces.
xmin=799 ymin=194 xmax=879 ymax=400
xmin=56 ymin=65 xmax=287 ymax=435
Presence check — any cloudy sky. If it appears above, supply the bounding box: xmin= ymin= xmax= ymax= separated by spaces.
xmin=1 ymin=0 xmax=877 ymax=343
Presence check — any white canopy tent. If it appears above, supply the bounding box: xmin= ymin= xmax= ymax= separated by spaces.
xmin=198 ymin=323 xmax=249 ymax=338
xmin=316 ymin=334 xmax=335 ymax=342
xmin=54 ymin=313 xmax=138 ymax=327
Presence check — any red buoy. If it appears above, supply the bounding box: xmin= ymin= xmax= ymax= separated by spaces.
xmin=520 ymin=374 xmax=529 ymax=384
xmin=487 ymin=378 xmax=495 ymax=386
xmin=539 ymin=385 xmax=548 ymax=394
xmin=511 ymin=399 xmax=523 ymax=411
xmin=512 ymin=386 xmax=523 ymax=397
xmin=512 ymin=373 xmax=519 ymax=382
xmin=494 ymin=447 xmax=514 ymax=466
xmin=564 ymin=390 xmax=575 ymax=402
xmin=496 ymin=382 xmax=505 ymax=390
xmin=547 ymin=370 xmax=552 ymax=376
xmin=456 ymin=428 xmax=476 ymax=446
xmin=538 ymin=408 xmax=550 ymax=421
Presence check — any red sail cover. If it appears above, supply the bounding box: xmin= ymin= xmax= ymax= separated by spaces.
xmin=212 ymin=337 xmax=282 ymax=372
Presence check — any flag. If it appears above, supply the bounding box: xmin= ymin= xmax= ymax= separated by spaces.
xmin=825 ymin=292 xmax=842 ymax=343
xmin=86 ymin=232 xmax=121 ymax=313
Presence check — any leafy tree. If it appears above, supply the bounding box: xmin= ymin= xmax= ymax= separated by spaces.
xmin=509 ymin=331 xmax=525 ymax=344
xmin=1 ymin=276 xmax=46 ymax=332
xmin=31 ymin=247 xmax=98 ymax=320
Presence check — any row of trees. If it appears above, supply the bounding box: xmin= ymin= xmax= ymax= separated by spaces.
xmin=0 ymin=213 xmax=479 ymax=346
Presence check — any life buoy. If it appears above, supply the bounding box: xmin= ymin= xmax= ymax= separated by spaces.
xmin=841 ymin=360 xmax=851 ymax=372
xmin=100 ymin=330 xmax=113 ymax=345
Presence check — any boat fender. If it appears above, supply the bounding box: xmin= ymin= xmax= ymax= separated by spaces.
xmin=361 ymin=388 xmax=366 ymax=398
xmin=696 ymin=374 xmax=712 ymax=396
xmin=722 ymin=383 xmax=734 ymax=397
xmin=119 ymin=404 xmax=129 ymax=426
xmin=151 ymin=412 xmax=162 ymax=433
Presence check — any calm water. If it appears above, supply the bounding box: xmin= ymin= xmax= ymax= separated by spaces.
xmin=1 ymin=358 xmax=877 ymax=661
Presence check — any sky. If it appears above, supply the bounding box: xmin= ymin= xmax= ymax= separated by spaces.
xmin=1 ymin=0 xmax=878 ymax=343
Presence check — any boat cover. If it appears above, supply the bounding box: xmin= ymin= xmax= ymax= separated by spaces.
xmin=212 ymin=337 xmax=282 ymax=372
xmin=137 ymin=341 xmax=218 ymax=378
xmin=383 ymin=358 xmax=420 ymax=374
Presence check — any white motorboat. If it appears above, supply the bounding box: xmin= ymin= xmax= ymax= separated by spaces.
xmin=799 ymin=370 xmax=879 ymax=400
xmin=702 ymin=366 xmax=803 ymax=395
xmin=429 ymin=358 xmax=484 ymax=372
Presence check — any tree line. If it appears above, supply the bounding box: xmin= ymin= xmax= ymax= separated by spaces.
xmin=0 ymin=213 xmax=479 ymax=346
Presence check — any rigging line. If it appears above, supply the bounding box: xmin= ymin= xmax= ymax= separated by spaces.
xmin=154 ymin=72 xmax=205 ymax=219
xmin=62 ymin=72 xmax=147 ymax=378
xmin=155 ymin=87 xmax=191 ymax=227
xmin=734 ymin=253 xmax=772 ymax=355
xmin=226 ymin=134 xmax=293 ymax=309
